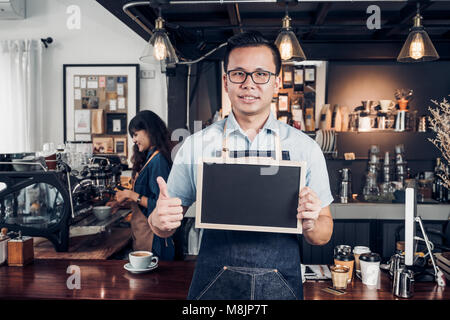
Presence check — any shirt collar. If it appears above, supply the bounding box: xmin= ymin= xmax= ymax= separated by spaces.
xmin=146 ymin=147 xmax=157 ymax=160
xmin=224 ymin=110 xmax=280 ymax=137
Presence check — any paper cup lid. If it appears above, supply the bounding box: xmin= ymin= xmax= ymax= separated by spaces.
xmin=334 ymin=252 xmax=354 ymax=261
xmin=359 ymin=252 xmax=381 ymax=262
xmin=353 ymin=246 xmax=371 ymax=254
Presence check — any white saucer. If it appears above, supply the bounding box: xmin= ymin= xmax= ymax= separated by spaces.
xmin=124 ymin=262 xmax=158 ymax=274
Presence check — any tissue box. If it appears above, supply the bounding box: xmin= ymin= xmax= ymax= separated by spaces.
xmin=8 ymin=236 xmax=34 ymax=266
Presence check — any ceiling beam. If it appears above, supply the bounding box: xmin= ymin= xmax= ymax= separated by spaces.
xmin=303 ymin=3 xmax=333 ymax=40
xmin=226 ymin=3 xmax=243 ymax=34
xmin=442 ymin=30 xmax=450 ymax=39
xmin=372 ymin=0 xmax=434 ymax=40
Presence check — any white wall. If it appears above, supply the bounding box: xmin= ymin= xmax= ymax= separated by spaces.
xmin=0 ymin=0 xmax=167 ymax=147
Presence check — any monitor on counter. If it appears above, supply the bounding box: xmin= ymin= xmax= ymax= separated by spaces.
xmin=404 ymin=187 xmax=417 ymax=266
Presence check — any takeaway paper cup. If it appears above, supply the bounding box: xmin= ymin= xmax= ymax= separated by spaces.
xmin=359 ymin=252 xmax=381 ymax=286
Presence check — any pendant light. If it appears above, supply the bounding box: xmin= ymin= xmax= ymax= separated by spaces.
xmin=397 ymin=3 xmax=439 ymax=63
xmin=274 ymin=3 xmax=306 ymax=62
xmin=139 ymin=8 xmax=179 ymax=65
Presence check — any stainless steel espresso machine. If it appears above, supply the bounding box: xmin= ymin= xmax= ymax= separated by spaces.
xmin=0 ymin=153 xmax=125 ymax=252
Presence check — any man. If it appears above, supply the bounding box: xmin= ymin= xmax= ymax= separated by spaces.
xmin=147 ymin=31 xmax=334 ymax=300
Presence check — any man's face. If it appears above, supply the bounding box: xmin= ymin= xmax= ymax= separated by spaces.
xmin=224 ymin=46 xmax=280 ymax=118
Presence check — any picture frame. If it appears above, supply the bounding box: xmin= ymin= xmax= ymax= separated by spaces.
xmin=278 ymin=93 xmax=289 ymax=112
xmin=92 ymin=137 xmax=114 ymax=154
xmin=294 ymin=66 xmax=304 ymax=92
xmin=282 ymin=65 xmax=293 ymax=89
xmin=74 ymin=109 xmax=90 ymax=133
xmin=304 ymin=66 xmax=316 ymax=82
xmin=63 ymin=64 xmax=139 ymax=166
xmin=114 ymin=137 xmax=127 ymax=157
xmin=106 ymin=113 xmax=127 ymax=135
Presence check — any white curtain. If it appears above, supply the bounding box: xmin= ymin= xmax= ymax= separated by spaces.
xmin=0 ymin=39 xmax=44 ymax=153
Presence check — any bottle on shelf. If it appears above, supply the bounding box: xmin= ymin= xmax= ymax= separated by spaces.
xmin=380 ymin=151 xmax=396 ymax=201
xmin=363 ymin=145 xmax=381 ymax=201
xmin=394 ymin=144 xmax=408 ymax=189
xmin=432 ymin=157 xmax=448 ymax=202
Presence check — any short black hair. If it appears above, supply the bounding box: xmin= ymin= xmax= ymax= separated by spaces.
xmin=223 ymin=31 xmax=282 ymax=76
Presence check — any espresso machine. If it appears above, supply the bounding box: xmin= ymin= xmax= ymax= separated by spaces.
xmin=0 ymin=153 xmax=124 ymax=251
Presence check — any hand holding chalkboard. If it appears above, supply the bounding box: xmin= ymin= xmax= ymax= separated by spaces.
xmin=297 ymin=186 xmax=322 ymax=232
xmin=149 ymin=177 xmax=184 ymax=232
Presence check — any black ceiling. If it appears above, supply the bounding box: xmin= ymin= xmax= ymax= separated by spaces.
xmin=96 ymin=0 xmax=450 ymax=60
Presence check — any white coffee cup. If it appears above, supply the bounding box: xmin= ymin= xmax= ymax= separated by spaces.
xmin=129 ymin=251 xmax=158 ymax=269
xmin=379 ymin=100 xmax=395 ymax=112
xmin=359 ymin=252 xmax=381 ymax=286
xmin=353 ymin=246 xmax=371 ymax=273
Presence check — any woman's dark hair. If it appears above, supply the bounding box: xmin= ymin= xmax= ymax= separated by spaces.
xmin=223 ymin=31 xmax=282 ymax=75
xmin=128 ymin=110 xmax=173 ymax=179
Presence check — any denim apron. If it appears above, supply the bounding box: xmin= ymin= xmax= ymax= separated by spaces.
xmin=187 ymin=123 xmax=303 ymax=300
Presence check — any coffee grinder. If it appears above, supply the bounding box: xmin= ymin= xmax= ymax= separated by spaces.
xmin=338 ymin=168 xmax=352 ymax=203
xmin=363 ymin=145 xmax=380 ymax=201
xmin=394 ymin=144 xmax=409 ymax=189
xmin=380 ymin=151 xmax=396 ymax=201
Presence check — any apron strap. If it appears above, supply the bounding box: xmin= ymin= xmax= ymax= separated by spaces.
xmin=132 ymin=150 xmax=160 ymax=191
xmin=222 ymin=120 xmax=282 ymax=162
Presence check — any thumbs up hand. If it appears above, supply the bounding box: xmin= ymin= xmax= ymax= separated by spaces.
xmin=149 ymin=176 xmax=184 ymax=233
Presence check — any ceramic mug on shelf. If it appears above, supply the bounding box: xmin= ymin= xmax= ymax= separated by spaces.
xmin=379 ymin=100 xmax=395 ymax=113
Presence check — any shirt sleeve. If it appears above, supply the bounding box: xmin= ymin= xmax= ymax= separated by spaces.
xmin=167 ymin=136 xmax=196 ymax=207
xmin=143 ymin=153 xmax=171 ymax=217
xmin=306 ymin=142 xmax=334 ymax=208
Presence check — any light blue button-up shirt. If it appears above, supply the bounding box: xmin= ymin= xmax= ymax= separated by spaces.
xmin=167 ymin=111 xmax=334 ymax=208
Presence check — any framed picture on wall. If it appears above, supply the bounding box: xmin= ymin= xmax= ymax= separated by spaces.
xmin=114 ymin=137 xmax=127 ymax=157
xmin=93 ymin=137 xmax=114 ymax=154
xmin=278 ymin=93 xmax=289 ymax=112
xmin=282 ymin=65 xmax=293 ymax=89
xmin=63 ymin=64 xmax=139 ymax=166
xmin=106 ymin=113 xmax=127 ymax=135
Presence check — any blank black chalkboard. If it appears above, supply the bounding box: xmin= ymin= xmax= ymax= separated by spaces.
xmin=195 ymin=159 xmax=305 ymax=234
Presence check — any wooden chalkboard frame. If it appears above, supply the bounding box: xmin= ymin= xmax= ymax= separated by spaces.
xmin=195 ymin=157 xmax=306 ymax=234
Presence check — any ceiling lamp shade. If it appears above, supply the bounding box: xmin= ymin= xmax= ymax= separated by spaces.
xmin=275 ymin=14 xmax=306 ymax=62
xmin=397 ymin=10 xmax=439 ymax=63
xmin=140 ymin=17 xmax=179 ymax=65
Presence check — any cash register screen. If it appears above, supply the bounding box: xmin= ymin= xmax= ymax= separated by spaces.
xmin=405 ymin=187 xmax=417 ymax=266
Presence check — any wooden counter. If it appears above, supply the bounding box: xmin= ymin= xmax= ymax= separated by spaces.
xmin=303 ymin=274 xmax=449 ymax=300
xmin=0 ymin=259 xmax=195 ymax=300
xmin=0 ymin=260 xmax=448 ymax=300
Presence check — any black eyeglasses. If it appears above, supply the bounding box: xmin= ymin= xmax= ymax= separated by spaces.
xmin=227 ymin=69 xmax=277 ymax=84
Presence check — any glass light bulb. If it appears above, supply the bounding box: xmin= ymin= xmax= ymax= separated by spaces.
xmin=153 ymin=36 xmax=167 ymax=61
xmin=409 ymin=33 xmax=424 ymax=60
xmin=279 ymin=36 xmax=293 ymax=60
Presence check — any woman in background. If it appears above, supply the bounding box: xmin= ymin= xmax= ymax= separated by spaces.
xmin=114 ymin=110 xmax=174 ymax=261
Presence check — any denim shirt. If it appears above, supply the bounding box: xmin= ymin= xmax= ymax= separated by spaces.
xmin=134 ymin=148 xmax=171 ymax=217
xmin=134 ymin=148 xmax=174 ymax=260
xmin=167 ymin=111 xmax=334 ymax=208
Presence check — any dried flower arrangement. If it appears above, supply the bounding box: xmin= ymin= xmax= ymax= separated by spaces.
xmin=428 ymin=96 xmax=450 ymax=189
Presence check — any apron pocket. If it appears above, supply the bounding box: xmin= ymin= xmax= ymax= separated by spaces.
xmin=195 ymin=266 xmax=298 ymax=300
xmin=254 ymin=269 xmax=298 ymax=300
xmin=196 ymin=266 xmax=252 ymax=300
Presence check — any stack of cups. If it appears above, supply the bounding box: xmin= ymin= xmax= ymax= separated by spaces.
xmin=353 ymin=246 xmax=371 ymax=276
xmin=359 ymin=252 xmax=381 ymax=287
